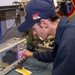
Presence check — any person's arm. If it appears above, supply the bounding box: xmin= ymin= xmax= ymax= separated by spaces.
xmin=33 ymin=43 xmax=58 ymax=62
xmin=22 ymin=43 xmax=58 ymax=62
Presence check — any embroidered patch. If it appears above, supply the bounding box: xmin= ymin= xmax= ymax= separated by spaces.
xmin=32 ymin=12 xmax=41 ymax=20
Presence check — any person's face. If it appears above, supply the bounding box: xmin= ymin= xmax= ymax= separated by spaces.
xmin=32 ymin=20 xmax=50 ymax=40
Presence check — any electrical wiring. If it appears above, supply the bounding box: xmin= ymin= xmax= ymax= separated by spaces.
xmin=0 ymin=17 xmax=18 ymax=41
xmin=0 ymin=2 xmax=25 ymax=41
xmin=4 ymin=17 xmax=23 ymax=40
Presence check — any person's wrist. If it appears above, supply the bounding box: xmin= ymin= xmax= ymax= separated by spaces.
xmin=31 ymin=52 xmax=33 ymax=56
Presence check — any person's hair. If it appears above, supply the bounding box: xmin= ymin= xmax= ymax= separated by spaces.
xmin=37 ymin=14 xmax=59 ymax=27
xmin=48 ymin=14 xmax=60 ymax=22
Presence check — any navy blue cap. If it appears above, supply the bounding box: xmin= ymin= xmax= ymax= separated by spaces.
xmin=18 ymin=0 xmax=56 ymax=32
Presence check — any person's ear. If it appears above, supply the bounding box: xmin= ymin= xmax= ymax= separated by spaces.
xmin=40 ymin=19 xmax=48 ymax=28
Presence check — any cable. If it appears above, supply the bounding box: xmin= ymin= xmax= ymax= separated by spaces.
xmin=0 ymin=2 xmax=25 ymax=41
xmin=0 ymin=17 xmax=18 ymax=41
xmin=4 ymin=23 xmax=18 ymax=40
xmin=0 ymin=19 xmax=16 ymax=41
xmin=13 ymin=1 xmax=26 ymax=15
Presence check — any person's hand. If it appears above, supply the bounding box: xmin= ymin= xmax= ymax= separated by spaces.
xmin=22 ymin=50 xmax=33 ymax=58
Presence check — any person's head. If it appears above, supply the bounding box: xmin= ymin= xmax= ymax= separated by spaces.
xmin=32 ymin=15 xmax=60 ymax=40
xmin=18 ymin=0 xmax=59 ymax=40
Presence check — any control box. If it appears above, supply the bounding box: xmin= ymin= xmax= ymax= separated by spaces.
xmin=0 ymin=37 xmax=28 ymax=75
